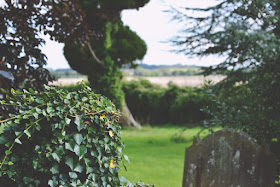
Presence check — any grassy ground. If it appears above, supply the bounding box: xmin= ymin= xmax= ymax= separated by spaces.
xmin=118 ymin=125 xmax=221 ymax=187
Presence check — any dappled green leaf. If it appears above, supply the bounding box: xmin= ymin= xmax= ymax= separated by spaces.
xmin=124 ymin=155 xmax=130 ymax=163
xmin=120 ymin=176 xmax=129 ymax=184
xmin=52 ymin=152 xmax=61 ymax=163
xmin=14 ymin=138 xmax=22 ymax=144
xmin=74 ymin=134 xmax=83 ymax=145
xmin=0 ymin=136 xmax=8 ymax=144
xmin=24 ymin=130 xmax=31 ymax=138
xmin=74 ymin=164 xmax=84 ymax=173
xmin=69 ymin=172 xmax=78 ymax=179
xmin=5 ymin=150 xmax=12 ymax=155
xmin=74 ymin=145 xmax=87 ymax=159
xmin=65 ymin=118 xmax=71 ymax=125
xmin=65 ymin=140 xmax=76 ymax=152
xmin=65 ymin=157 xmax=74 ymax=170
xmin=50 ymin=165 xmax=59 ymax=174
xmin=32 ymin=160 xmax=38 ymax=170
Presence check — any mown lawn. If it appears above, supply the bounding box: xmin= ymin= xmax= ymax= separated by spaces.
xmin=118 ymin=125 xmax=221 ymax=187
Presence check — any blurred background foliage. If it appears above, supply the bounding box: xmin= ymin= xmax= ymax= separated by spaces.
xmin=169 ymin=0 xmax=280 ymax=177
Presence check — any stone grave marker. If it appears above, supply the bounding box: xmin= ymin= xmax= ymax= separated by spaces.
xmin=182 ymin=129 xmax=276 ymax=187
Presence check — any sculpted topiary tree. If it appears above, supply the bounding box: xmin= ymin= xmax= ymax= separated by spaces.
xmin=64 ymin=0 xmax=149 ymax=128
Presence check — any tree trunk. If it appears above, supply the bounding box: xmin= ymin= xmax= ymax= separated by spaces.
xmin=120 ymin=100 xmax=142 ymax=129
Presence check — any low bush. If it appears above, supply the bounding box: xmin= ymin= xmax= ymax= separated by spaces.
xmin=122 ymin=80 xmax=210 ymax=125
xmin=0 ymin=85 xmax=126 ymax=186
xmin=61 ymin=80 xmax=211 ymax=125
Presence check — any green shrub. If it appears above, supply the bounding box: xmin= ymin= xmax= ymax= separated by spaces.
xmin=170 ymin=89 xmax=208 ymax=124
xmin=60 ymin=82 xmax=90 ymax=92
xmin=122 ymin=80 xmax=210 ymax=125
xmin=0 ymin=85 xmax=126 ymax=186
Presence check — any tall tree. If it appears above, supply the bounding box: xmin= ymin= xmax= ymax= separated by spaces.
xmin=0 ymin=0 xmax=96 ymax=89
xmin=170 ymin=0 xmax=280 ymax=167
xmin=64 ymin=0 xmax=149 ymax=128
xmin=0 ymin=0 xmax=100 ymax=117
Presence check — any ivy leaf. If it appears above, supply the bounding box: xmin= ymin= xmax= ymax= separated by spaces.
xmin=23 ymin=115 xmax=29 ymax=119
xmin=32 ymin=160 xmax=38 ymax=170
xmin=74 ymin=116 xmax=82 ymax=131
xmin=65 ymin=118 xmax=71 ymax=125
xmin=52 ymin=152 xmax=61 ymax=163
xmin=35 ymin=107 xmax=41 ymax=113
xmin=86 ymin=167 xmax=95 ymax=174
xmin=90 ymin=150 xmax=98 ymax=158
xmin=69 ymin=172 xmax=78 ymax=179
xmin=5 ymin=150 xmax=12 ymax=155
xmin=15 ymin=131 xmax=21 ymax=136
xmin=29 ymin=88 xmax=35 ymax=93
xmin=24 ymin=130 xmax=31 ymax=138
xmin=124 ymin=155 xmax=130 ymax=163
xmin=0 ymin=136 xmax=8 ymax=144
xmin=15 ymin=138 xmax=22 ymax=144
xmin=104 ymin=136 xmax=110 ymax=143
xmin=74 ymin=164 xmax=84 ymax=173
xmin=33 ymin=113 xmax=39 ymax=119
xmin=47 ymin=107 xmax=52 ymax=114
xmin=119 ymin=176 xmax=129 ymax=184
xmin=65 ymin=156 xmax=74 ymax=170
xmin=74 ymin=134 xmax=83 ymax=145
xmin=50 ymin=165 xmax=59 ymax=174
xmin=74 ymin=145 xmax=87 ymax=159
xmin=65 ymin=140 xmax=76 ymax=152
xmin=44 ymin=85 xmax=51 ymax=90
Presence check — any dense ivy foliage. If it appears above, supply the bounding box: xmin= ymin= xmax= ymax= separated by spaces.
xmin=122 ymin=80 xmax=210 ymax=125
xmin=0 ymin=85 xmax=127 ymax=186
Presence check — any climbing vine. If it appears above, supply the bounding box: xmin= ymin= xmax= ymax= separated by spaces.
xmin=0 ymin=84 xmax=128 ymax=186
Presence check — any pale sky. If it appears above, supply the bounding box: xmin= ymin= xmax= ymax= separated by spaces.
xmin=2 ymin=0 xmax=223 ymax=69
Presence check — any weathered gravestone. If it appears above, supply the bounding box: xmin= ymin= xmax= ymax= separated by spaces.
xmin=182 ymin=129 xmax=276 ymax=187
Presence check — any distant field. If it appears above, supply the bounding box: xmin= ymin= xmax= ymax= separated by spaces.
xmin=49 ymin=77 xmax=87 ymax=86
xmin=125 ymin=75 xmax=225 ymax=87
xmin=49 ymin=75 xmax=225 ymax=87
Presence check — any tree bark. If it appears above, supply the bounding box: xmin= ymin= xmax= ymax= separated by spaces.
xmin=120 ymin=100 xmax=142 ymax=129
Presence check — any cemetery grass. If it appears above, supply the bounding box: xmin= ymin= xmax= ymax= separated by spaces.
xmin=119 ymin=125 xmax=221 ymax=187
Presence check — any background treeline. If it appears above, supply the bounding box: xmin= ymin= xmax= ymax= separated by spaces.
xmin=123 ymin=64 xmax=202 ymax=77
xmin=49 ymin=69 xmax=86 ymax=78
xmin=50 ymin=64 xmax=204 ymax=78
xmin=122 ymin=79 xmax=210 ymax=125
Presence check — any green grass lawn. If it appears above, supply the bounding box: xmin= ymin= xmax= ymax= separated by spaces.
xmin=118 ymin=125 xmax=220 ymax=187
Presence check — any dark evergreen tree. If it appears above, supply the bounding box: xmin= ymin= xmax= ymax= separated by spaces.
xmin=170 ymin=0 xmax=280 ymax=176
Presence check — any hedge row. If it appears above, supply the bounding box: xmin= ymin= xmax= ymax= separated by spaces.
xmin=122 ymin=80 xmax=210 ymax=125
